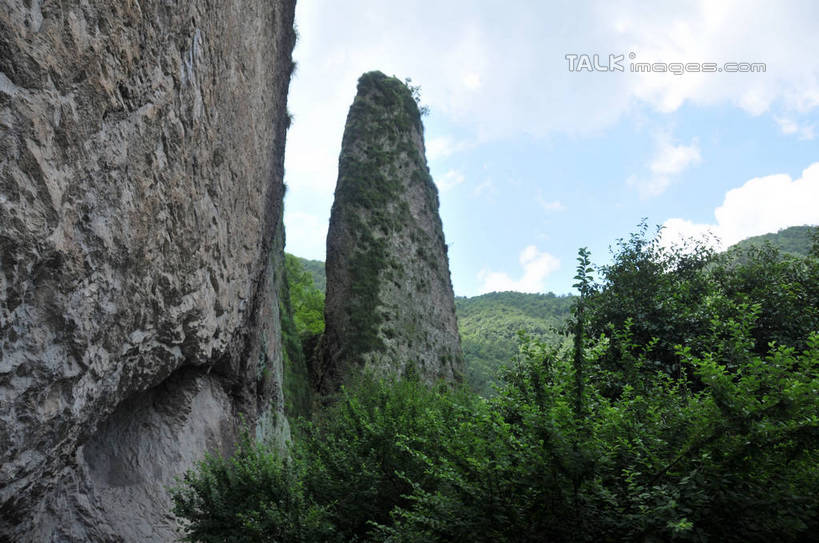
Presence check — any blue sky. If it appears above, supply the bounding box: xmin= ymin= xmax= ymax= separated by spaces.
xmin=283 ymin=1 xmax=819 ymax=296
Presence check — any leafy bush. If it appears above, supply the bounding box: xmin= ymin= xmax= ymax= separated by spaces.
xmin=295 ymin=373 xmax=480 ymax=540
xmin=379 ymin=319 xmax=818 ymax=542
xmin=169 ymin=433 xmax=334 ymax=543
xmin=587 ymin=221 xmax=819 ymax=386
xmin=172 ymin=328 xmax=818 ymax=541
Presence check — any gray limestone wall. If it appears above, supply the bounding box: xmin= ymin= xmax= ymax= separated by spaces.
xmin=0 ymin=1 xmax=296 ymax=540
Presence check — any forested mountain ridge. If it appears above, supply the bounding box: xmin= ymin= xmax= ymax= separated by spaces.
xmin=297 ymin=257 xmax=327 ymax=292
xmin=292 ymin=225 xmax=817 ymax=300
xmin=726 ymin=224 xmax=817 ymax=257
xmin=455 ymin=291 xmax=574 ymax=394
xmin=290 ymin=254 xmax=575 ymax=394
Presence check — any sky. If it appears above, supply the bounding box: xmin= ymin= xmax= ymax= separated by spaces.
xmin=282 ymin=1 xmax=819 ymax=296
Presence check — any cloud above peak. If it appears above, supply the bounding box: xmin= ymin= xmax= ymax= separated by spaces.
xmin=285 ymin=1 xmax=819 ymax=199
xmin=661 ymin=161 xmax=819 ymax=249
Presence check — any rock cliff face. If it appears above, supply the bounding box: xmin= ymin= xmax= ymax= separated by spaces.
xmin=320 ymin=72 xmax=463 ymax=393
xmin=0 ymin=1 xmax=296 ymax=541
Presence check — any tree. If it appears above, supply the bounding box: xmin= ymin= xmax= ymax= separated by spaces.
xmin=284 ymin=253 xmax=325 ymax=338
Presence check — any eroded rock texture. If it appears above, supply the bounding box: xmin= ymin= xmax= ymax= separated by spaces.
xmin=320 ymin=72 xmax=463 ymax=393
xmin=0 ymin=1 xmax=296 ymax=540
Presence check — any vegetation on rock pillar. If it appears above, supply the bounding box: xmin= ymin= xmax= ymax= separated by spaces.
xmin=320 ymin=71 xmax=462 ymax=391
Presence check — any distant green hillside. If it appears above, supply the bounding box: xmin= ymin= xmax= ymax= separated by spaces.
xmin=291 ymin=255 xmax=326 ymax=291
xmin=455 ymin=291 xmax=574 ymax=395
xmin=728 ymin=225 xmax=817 ymax=257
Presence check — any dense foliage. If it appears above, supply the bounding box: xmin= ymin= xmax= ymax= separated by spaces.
xmin=171 ymin=374 xmax=481 ymax=543
xmin=371 ymin=333 xmax=818 ymax=542
xmin=284 ymin=254 xmax=325 ymax=339
xmin=586 ymin=222 xmax=819 ymax=390
xmin=174 ymin=229 xmax=819 ymax=541
xmin=293 ymin=256 xmax=326 ymax=292
xmin=280 ymin=254 xmax=325 ymax=417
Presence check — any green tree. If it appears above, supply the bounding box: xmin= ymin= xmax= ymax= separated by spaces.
xmin=587 ymin=221 xmax=819 ymax=387
xmin=586 ymin=221 xmax=716 ymax=383
xmin=710 ymin=243 xmax=819 ymax=354
xmin=296 ymin=374 xmax=479 ymax=541
xmin=285 ymin=253 xmax=325 ymax=338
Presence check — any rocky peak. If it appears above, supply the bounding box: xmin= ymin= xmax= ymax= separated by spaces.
xmin=319 ymin=71 xmax=463 ymax=393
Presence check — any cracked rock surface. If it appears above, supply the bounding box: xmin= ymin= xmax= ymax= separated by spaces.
xmin=0 ymin=1 xmax=296 ymax=540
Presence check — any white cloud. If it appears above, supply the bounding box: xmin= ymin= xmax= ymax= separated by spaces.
xmin=286 ymin=1 xmax=819 ymax=191
xmin=436 ymin=169 xmax=465 ymax=191
xmin=650 ymin=139 xmax=702 ymax=176
xmin=628 ymin=174 xmax=672 ymax=199
xmin=658 ymin=218 xmax=720 ymax=251
xmin=283 ymin=1 xmax=819 ymax=260
xmin=604 ymin=1 xmax=819 ymax=118
xmin=629 ymin=135 xmax=702 ymax=197
xmin=463 ymin=72 xmax=482 ymax=90
xmin=472 ymin=178 xmax=495 ymax=198
xmin=661 ymin=161 xmax=819 ymax=249
xmin=775 ymin=117 xmax=815 ymax=140
xmin=290 ymin=1 xmax=819 ymax=148
xmin=477 ymin=245 xmax=560 ymax=293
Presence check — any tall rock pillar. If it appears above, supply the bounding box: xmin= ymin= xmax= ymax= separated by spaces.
xmin=321 ymin=71 xmax=463 ymax=393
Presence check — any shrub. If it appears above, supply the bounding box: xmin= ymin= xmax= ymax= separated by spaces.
xmin=169 ymin=433 xmax=334 ymax=543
